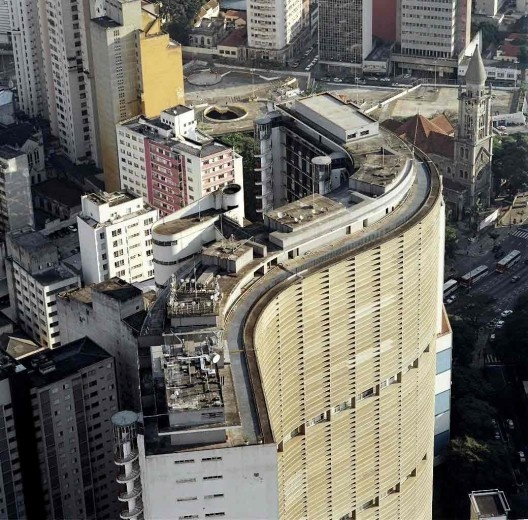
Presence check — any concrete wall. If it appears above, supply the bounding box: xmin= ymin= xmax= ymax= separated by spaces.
xmin=57 ymin=290 xmax=143 ymax=411
xmin=138 ymin=440 xmax=279 ymax=520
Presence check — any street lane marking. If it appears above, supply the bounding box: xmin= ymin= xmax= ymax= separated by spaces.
xmin=511 ymin=230 xmax=528 ymax=240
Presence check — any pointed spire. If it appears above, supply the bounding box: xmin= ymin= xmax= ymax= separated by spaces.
xmin=465 ymin=45 xmax=487 ymax=86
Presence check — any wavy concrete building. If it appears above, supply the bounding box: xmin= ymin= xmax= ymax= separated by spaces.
xmin=131 ymin=93 xmax=451 ymax=520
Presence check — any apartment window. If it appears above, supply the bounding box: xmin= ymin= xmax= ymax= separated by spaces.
xmin=202 ymin=457 xmax=222 ymax=462
xmin=174 ymin=459 xmax=195 ymax=464
xmin=358 ymin=388 xmax=375 ymax=400
xmin=177 ymin=497 xmax=197 ymax=502
xmin=204 ymin=494 xmax=224 ymax=499
xmin=203 ymin=475 xmax=223 ymax=480
xmin=205 ymin=514 xmax=225 ymax=518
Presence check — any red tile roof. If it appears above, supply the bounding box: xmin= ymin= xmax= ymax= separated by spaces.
xmin=382 ymin=114 xmax=454 ymax=159
xmin=219 ymin=27 xmax=247 ymax=47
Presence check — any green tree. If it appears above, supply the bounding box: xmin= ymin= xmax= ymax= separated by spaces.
xmin=452 ymin=366 xmax=494 ymax=402
xmin=494 ymin=294 xmax=528 ymax=370
xmin=493 ymin=134 xmax=528 ymax=193
xmin=451 ymin=319 xmax=477 ymax=366
xmin=441 ymin=436 xmax=513 ymax=519
xmin=471 ymin=21 xmax=499 ymax=49
xmin=445 ymin=224 xmax=458 ymax=259
xmin=218 ymin=132 xmax=259 ymax=222
xmin=159 ymin=0 xmax=205 ymax=44
xmin=451 ymin=396 xmax=497 ymax=440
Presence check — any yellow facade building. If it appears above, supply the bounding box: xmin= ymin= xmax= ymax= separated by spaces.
xmin=90 ymin=0 xmax=184 ymax=192
xmin=139 ymin=5 xmax=185 ymax=118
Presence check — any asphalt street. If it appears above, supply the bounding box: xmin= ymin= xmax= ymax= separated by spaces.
xmin=452 ymin=227 xmax=528 ymax=315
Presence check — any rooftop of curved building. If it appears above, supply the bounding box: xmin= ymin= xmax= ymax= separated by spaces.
xmin=138 ymin=94 xmax=443 ymax=452
xmin=139 ymin=151 xmax=441 ymax=452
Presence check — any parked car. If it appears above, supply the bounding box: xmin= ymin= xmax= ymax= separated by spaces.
xmin=446 ymin=297 xmax=455 ymax=304
xmin=520 ymin=451 xmax=526 ymax=463
xmin=380 ymin=77 xmax=391 ymax=82
xmin=501 ymin=309 xmax=513 ymax=317
xmin=403 ymin=73 xmax=412 ymax=79
xmin=496 ymin=320 xmax=505 ymax=329
xmin=291 ymin=62 xmax=299 ymax=68
xmin=511 ymin=275 xmax=521 ymax=283
xmin=333 ymin=78 xmax=342 ymax=83
xmin=490 ymin=333 xmax=496 ymax=343
xmin=506 ymin=418 xmax=514 ymax=430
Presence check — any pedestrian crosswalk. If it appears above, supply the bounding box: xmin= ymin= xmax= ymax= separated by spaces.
xmin=512 ymin=229 xmax=528 ymax=240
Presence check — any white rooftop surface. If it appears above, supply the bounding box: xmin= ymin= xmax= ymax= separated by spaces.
xmin=296 ymin=94 xmax=374 ymax=130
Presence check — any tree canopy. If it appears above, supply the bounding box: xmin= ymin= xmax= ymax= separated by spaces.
xmin=218 ymin=133 xmax=259 ymax=222
xmin=445 ymin=224 xmax=458 ymax=259
xmin=450 ymin=319 xmax=477 ymax=367
xmin=159 ymin=0 xmax=205 ymax=44
xmin=471 ymin=21 xmax=500 ymax=50
xmin=441 ymin=436 xmax=513 ymax=519
xmin=492 ymin=134 xmax=528 ymax=194
xmin=494 ymin=293 xmax=528 ymax=372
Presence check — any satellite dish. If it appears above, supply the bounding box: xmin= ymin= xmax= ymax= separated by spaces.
xmin=212 ymin=354 xmax=220 ymax=364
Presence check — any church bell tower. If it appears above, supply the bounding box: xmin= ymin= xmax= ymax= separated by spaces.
xmin=454 ymin=46 xmax=493 ymax=212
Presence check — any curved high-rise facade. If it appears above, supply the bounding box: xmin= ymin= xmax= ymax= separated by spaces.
xmin=135 ymin=93 xmax=450 ymax=520
xmin=252 ymin=190 xmax=442 ymax=519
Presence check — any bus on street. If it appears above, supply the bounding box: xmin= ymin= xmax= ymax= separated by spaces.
xmin=459 ymin=265 xmax=489 ymax=287
xmin=443 ymin=279 xmax=458 ymax=298
xmin=496 ymin=250 xmax=521 ymax=273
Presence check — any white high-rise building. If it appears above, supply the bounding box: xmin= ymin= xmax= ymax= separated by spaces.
xmin=246 ymin=0 xmax=308 ymax=62
xmin=77 ymin=192 xmax=158 ymax=284
xmin=8 ymin=0 xmax=46 ymax=117
xmin=5 ymin=229 xmax=81 ymax=349
xmin=8 ymin=0 xmax=98 ymax=162
xmin=38 ymin=0 xmax=94 ymax=162
xmin=398 ymin=0 xmax=470 ymax=59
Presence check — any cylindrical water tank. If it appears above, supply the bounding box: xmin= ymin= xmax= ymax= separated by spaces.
xmin=222 ymin=183 xmax=243 ymax=210
xmin=311 ymin=156 xmax=332 ymax=183
xmin=255 ymin=116 xmax=272 ymax=141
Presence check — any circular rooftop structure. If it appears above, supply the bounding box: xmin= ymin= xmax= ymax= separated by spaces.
xmin=112 ymin=410 xmax=139 ymax=427
xmin=187 ymin=69 xmax=223 ymax=86
xmin=204 ymin=105 xmax=248 ymax=123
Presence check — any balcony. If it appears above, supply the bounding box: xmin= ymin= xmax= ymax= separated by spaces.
xmin=116 ymin=466 xmax=141 ymax=484
xmin=120 ymin=501 xmax=144 ymax=520
xmin=118 ymin=485 xmax=142 ymax=502
xmin=115 ymin=449 xmax=139 ymax=465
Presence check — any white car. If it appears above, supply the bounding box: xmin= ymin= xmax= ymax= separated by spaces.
xmin=501 ymin=309 xmax=513 ymax=318
xmin=305 ymin=66 xmax=311 ymax=71
xmin=520 ymin=451 xmax=526 ymax=463
xmin=333 ymin=78 xmax=342 ymax=83
xmin=496 ymin=320 xmax=505 ymax=329
xmin=446 ymin=297 xmax=455 ymax=304
xmin=380 ymin=77 xmax=391 ymax=82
